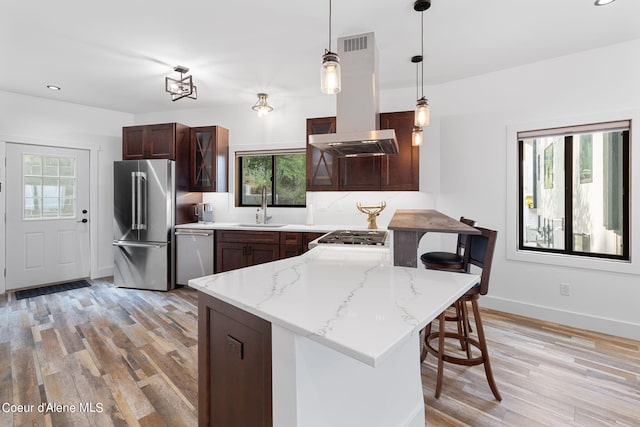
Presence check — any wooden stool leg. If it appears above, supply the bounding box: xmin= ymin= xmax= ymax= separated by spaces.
xmin=420 ymin=322 xmax=432 ymax=362
xmin=460 ymin=299 xmax=472 ymax=359
xmin=471 ymin=298 xmax=502 ymax=401
xmin=434 ymin=311 xmax=446 ymax=399
xmin=454 ymin=301 xmax=466 ymax=351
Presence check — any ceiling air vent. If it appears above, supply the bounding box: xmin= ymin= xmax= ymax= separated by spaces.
xmin=343 ymin=35 xmax=368 ymax=53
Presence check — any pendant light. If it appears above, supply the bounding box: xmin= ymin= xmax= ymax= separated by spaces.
xmin=321 ymin=0 xmax=341 ymax=94
xmin=412 ymin=125 xmax=424 ymax=146
xmin=414 ymin=0 xmax=430 ymax=127
xmin=411 ymin=55 xmax=424 ymax=146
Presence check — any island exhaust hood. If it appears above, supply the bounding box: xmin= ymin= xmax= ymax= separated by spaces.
xmin=309 ymin=32 xmax=398 ymax=158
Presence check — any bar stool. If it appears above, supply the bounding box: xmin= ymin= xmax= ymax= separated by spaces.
xmin=420 ymin=217 xmax=476 ymax=271
xmin=422 ymin=226 xmax=502 ymax=401
xmin=420 ymin=217 xmax=476 ymax=352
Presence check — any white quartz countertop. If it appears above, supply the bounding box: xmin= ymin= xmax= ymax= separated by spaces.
xmin=175 ymin=222 xmax=358 ymax=233
xmin=188 ymin=246 xmax=479 ymax=367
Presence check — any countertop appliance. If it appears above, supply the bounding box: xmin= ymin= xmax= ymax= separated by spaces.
xmin=176 ymin=228 xmax=214 ymax=285
xmin=195 ymin=202 xmax=214 ymax=224
xmin=113 ymin=159 xmax=176 ymax=291
xmin=316 ymin=230 xmax=388 ymax=246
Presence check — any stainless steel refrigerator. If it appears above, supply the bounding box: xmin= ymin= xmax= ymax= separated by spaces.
xmin=113 ymin=159 xmax=176 ymax=291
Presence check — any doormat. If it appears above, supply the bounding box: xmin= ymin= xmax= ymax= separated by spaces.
xmin=14 ymin=280 xmax=91 ymax=300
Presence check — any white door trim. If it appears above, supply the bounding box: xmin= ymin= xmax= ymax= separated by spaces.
xmin=0 ymin=135 xmax=102 ymax=295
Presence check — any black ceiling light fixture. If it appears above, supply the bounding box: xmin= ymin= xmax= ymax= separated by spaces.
xmin=165 ymin=65 xmax=197 ymax=101
xmin=321 ymin=0 xmax=341 ymax=94
xmin=594 ymin=0 xmax=615 ymax=5
xmin=413 ymin=0 xmax=430 ymax=129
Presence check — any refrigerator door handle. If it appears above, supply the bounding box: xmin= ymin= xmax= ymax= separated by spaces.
xmin=131 ymin=171 xmax=147 ymax=230
xmin=112 ymin=240 xmax=166 ymax=249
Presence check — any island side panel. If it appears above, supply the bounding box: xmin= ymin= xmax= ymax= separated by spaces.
xmin=198 ymin=291 xmax=272 ymax=427
xmin=392 ymin=230 xmax=425 ymax=267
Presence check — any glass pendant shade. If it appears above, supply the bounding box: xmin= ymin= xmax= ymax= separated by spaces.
xmin=414 ymin=97 xmax=430 ymax=127
xmin=412 ymin=126 xmax=423 ymax=147
xmin=321 ymin=52 xmax=341 ymax=94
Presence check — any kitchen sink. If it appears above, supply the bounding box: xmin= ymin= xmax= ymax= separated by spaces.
xmin=237 ymin=223 xmax=286 ymax=228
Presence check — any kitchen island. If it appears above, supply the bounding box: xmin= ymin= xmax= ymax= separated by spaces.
xmin=189 ymin=245 xmax=478 ymax=427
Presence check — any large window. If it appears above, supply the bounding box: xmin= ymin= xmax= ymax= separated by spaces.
xmin=518 ymin=120 xmax=629 ymax=260
xmin=236 ymin=150 xmax=306 ymax=207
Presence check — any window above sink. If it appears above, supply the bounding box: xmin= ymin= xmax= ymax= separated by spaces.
xmin=236 ymin=149 xmax=306 ymax=208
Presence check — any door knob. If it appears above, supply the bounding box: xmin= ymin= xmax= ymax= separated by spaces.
xmin=78 ymin=218 xmax=88 ymax=223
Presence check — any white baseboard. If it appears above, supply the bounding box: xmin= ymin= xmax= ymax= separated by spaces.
xmin=481 ymin=296 xmax=640 ymax=341
xmin=93 ymin=266 xmax=113 ymax=280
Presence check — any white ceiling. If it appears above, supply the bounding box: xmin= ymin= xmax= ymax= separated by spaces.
xmin=2 ymin=0 xmax=639 ymax=114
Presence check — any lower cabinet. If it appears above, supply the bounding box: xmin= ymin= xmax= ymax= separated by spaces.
xmin=198 ymin=291 xmax=272 ymax=427
xmin=215 ymin=230 xmax=329 ymax=273
xmin=215 ymin=230 xmax=280 ymax=273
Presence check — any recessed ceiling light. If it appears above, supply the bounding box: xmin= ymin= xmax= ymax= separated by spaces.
xmin=594 ymin=0 xmax=615 ymax=6
xmin=46 ymin=85 xmax=61 ymax=91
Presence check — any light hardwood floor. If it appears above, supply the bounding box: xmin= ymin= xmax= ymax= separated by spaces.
xmin=0 ymin=278 xmax=638 ymax=426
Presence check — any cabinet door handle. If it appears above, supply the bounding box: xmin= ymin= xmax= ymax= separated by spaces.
xmin=226 ymin=335 xmax=244 ymax=359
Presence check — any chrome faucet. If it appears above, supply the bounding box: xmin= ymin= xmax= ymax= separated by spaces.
xmin=258 ymin=186 xmax=272 ymax=224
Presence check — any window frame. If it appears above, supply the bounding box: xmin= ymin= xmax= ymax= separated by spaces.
xmin=235 ymin=149 xmax=306 ymax=208
xmin=517 ymin=120 xmax=630 ymax=261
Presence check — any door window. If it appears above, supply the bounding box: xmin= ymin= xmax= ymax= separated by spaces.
xmin=23 ymin=154 xmax=77 ymax=219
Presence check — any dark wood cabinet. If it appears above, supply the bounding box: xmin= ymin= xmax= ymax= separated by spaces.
xmin=279 ymin=231 xmax=327 ymax=259
xmin=216 ymin=230 xmax=280 ymax=273
xmin=190 ymin=126 xmax=229 ymax=192
xmin=122 ymin=123 xmax=189 ymax=160
xmin=306 ymin=117 xmax=339 ymax=191
xmin=122 ymin=122 xmax=199 ymax=224
xmin=340 ymin=156 xmax=381 ymax=191
xmin=215 ymin=230 xmax=329 ymax=273
xmin=380 ymin=111 xmax=419 ymax=191
xmin=198 ymin=292 xmax=272 ymax=427
xmin=305 ymin=111 xmax=418 ymax=191
xmin=280 ymin=232 xmax=304 ymax=258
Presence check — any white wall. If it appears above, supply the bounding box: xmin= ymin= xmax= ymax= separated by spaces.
xmin=433 ymin=39 xmax=640 ymax=339
xmin=0 ymin=90 xmax=132 ymax=292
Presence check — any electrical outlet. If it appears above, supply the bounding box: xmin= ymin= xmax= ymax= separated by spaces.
xmin=559 ymin=283 xmax=571 ymax=296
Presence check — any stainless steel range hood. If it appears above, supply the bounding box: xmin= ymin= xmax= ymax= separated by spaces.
xmin=309 ymin=32 xmax=398 ymax=158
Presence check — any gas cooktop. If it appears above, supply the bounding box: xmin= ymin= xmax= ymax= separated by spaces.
xmin=317 ymin=230 xmax=388 ymax=246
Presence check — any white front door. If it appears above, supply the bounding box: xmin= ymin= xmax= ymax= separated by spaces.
xmin=5 ymin=143 xmax=91 ymax=290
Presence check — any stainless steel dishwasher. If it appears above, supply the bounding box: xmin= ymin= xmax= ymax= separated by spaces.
xmin=175 ymin=228 xmax=214 ymax=285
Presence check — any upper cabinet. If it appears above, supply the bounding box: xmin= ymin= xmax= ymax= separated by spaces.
xmin=380 ymin=111 xmax=419 ymax=191
xmin=122 ymin=123 xmax=189 ymax=160
xmin=306 ymin=117 xmax=339 ymax=191
xmin=190 ymin=126 xmax=229 ymax=192
xmin=306 ymin=111 xmax=419 ymax=192
xmin=122 ymin=123 xmax=229 ymax=194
